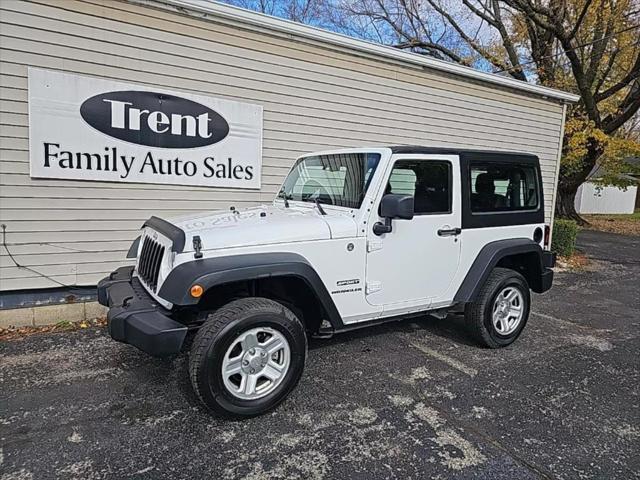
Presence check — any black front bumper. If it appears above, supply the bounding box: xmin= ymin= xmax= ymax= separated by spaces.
xmin=97 ymin=266 xmax=187 ymax=357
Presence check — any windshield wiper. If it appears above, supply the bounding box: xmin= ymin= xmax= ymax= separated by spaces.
xmin=278 ymin=188 xmax=290 ymax=208
xmin=314 ymin=197 xmax=327 ymax=216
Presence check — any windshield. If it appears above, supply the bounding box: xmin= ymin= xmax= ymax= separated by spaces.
xmin=279 ymin=153 xmax=381 ymax=209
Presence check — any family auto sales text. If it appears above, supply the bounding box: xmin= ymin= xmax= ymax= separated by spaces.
xmin=42 ymin=142 xmax=255 ymax=180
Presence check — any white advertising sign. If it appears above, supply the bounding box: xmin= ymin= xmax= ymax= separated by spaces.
xmin=28 ymin=68 xmax=263 ymax=188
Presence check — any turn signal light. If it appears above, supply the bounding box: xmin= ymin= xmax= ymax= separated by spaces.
xmin=190 ymin=284 xmax=204 ymax=298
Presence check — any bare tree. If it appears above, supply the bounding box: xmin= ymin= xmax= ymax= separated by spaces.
xmin=224 ymin=0 xmax=328 ymax=24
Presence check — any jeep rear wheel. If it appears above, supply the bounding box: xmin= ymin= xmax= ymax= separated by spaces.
xmin=189 ymin=297 xmax=307 ymax=417
xmin=464 ymin=268 xmax=530 ymax=348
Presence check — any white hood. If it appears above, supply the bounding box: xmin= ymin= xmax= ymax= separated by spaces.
xmin=167 ymin=204 xmax=357 ymax=252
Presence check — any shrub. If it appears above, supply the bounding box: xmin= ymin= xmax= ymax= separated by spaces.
xmin=552 ymin=219 xmax=579 ymax=257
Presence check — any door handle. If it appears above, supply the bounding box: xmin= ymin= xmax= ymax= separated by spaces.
xmin=437 ymin=227 xmax=461 ymax=237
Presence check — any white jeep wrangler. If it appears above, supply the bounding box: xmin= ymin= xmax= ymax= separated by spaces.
xmin=98 ymin=146 xmax=555 ymax=416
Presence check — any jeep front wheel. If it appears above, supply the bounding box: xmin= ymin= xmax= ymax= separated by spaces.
xmin=189 ymin=297 xmax=307 ymax=417
xmin=464 ymin=268 xmax=530 ymax=348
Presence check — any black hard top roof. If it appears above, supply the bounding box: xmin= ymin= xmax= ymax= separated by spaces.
xmin=388 ymin=145 xmax=538 ymax=159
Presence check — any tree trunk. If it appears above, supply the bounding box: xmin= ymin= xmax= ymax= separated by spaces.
xmin=554 ymin=136 xmax=605 ymax=225
xmin=555 ymin=183 xmax=587 ymax=224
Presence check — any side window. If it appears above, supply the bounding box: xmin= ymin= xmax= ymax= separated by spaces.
xmin=386 ymin=160 xmax=452 ymax=214
xmin=388 ymin=168 xmax=416 ymax=196
xmin=470 ymin=163 xmax=539 ymax=212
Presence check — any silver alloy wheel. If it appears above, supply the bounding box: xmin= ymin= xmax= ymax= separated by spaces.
xmin=492 ymin=287 xmax=525 ymax=335
xmin=221 ymin=327 xmax=291 ymax=400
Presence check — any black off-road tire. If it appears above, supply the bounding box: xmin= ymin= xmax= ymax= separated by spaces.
xmin=189 ymin=297 xmax=307 ymax=417
xmin=464 ymin=268 xmax=530 ymax=348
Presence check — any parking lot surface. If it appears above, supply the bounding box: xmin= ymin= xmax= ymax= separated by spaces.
xmin=1 ymin=230 xmax=639 ymax=479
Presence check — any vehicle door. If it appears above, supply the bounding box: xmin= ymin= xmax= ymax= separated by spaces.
xmin=365 ymin=154 xmax=462 ymax=307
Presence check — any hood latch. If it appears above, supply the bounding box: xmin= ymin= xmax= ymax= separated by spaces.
xmin=193 ymin=235 xmax=203 ymax=259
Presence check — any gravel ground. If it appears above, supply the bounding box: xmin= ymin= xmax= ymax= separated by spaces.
xmin=1 ymin=230 xmax=638 ymax=480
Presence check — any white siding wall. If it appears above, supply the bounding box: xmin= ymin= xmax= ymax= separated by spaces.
xmin=0 ymin=0 xmax=566 ymax=291
xmin=575 ymin=182 xmax=638 ymax=214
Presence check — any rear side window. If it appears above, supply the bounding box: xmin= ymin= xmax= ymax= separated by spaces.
xmin=470 ymin=163 xmax=539 ymax=212
xmin=386 ymin=160 xmax=451 ymax=214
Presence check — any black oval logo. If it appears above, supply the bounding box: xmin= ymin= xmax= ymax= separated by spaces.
xmin=80 ymin=90 xmax=229 ymax=148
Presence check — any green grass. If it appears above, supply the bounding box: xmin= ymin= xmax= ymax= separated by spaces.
xmin=584 ymin=210 xmax=640 ymax=221
xmin=582 ymin=210 xmax=640 ymax=236
xmin=55 ymin=320 xmax=74 ymax=330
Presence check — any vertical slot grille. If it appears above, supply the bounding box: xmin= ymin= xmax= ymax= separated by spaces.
xmin=137 ymin=235 xmax=165 ymax=292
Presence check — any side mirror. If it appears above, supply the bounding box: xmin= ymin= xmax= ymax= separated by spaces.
xmin=373 ymin=194 xmax=414 ymax=235
xmin=380 ymin=194 xmax=414 ymax=220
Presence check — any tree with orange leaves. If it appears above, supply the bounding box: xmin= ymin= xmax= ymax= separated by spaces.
xmin=325 ymin=0 xmax=640 ymax=222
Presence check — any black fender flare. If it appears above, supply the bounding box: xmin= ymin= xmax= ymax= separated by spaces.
xmin=454 ymin=238 xmax=549 ymax=303
xmin=157 ymin=252 xmax=343 ymax=326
